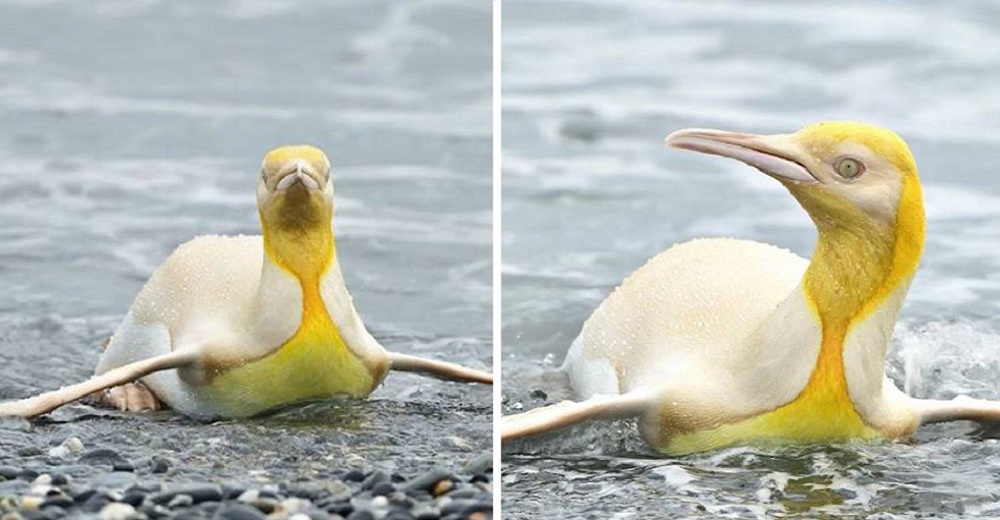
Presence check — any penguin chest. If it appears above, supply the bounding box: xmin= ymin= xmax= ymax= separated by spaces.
xmin=205 ymin=313 xmax=376 ymax=417
xmin=650 ymin=338 xmax=881 ymax=456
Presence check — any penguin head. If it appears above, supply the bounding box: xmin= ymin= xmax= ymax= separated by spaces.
xmin=257 ymin=145 xmax=334 ymax=231
xmin=665 ymin=122 xmax=924 ymax=235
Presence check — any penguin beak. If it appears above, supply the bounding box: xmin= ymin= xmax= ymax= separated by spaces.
xmin=665 ymin=128 xmax=817 ymax=184
xmin=274 ymin=160 xmax=324 ymax=192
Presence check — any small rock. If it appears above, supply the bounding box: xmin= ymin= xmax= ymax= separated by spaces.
xmin=16 ymin=470 xmax=38 ymax=482
xmin=16 ymin=447 xmax=42 ymax=457
xmin=279 ymin=497 xmax=312 ymax=515
xmin=361 ymin=472 xmax=389 ymax=491
xmin=345 ymin=511 xmax=374 ymax=520
xmin=149 ymin=484 xmax=222 ymax=505
xmin=78 ymin=449 xmax=128 ymax=466
xmin=431 ymin=480 xmax=453 ymax=497
xmin=219 ymin=503 xmax=265 ymax=520
xmin=446 ymin=488 xmax=477 ymax=500
xmin=404 ymin=470 xmax=453 ymax=494
xmin=40 ymin=495 xmax=74 ymax=509
xmin=236 ymin=490 xmax=259 ymax=503
xmin=99 ymin=502 xmax=136 ymax=520
xmin=47 ymin=438 xmax=83 ymax=461
xmin=324 ymin=481 xmax=351 ymax=503
xmin=370 ymin=496 xmax=388 ymax=509
xmin=111 ymin=461 xmax=134 ymax=473
xmin=150 ymin=457 xmax=170 ymax=475
xmin=370 ymin=482 xmax=395 ymax=497
xmin=249 ymin=499 xmax=278 ymax=515
xmin=139 ymin=504 xmax=170 ymax=519
xmin=0 ymin=467 xmax=19 ymax=481
xmin=71 ymin=489 xmax=97 ymax=504
xmin=167 ymin=494 xmax=193 ymax=508
xmin=343 ymin=470 xmax=365 ymax=483
xmin=81 ymin=493 xmax=113 ymax=514
xmin=120 ymin=491 xmax=145 ymax=507
xmin=18 ymin=496 xmax=43 ymax=511
xmin=222 ymin=484 xmax=245 ymax=500
xmin=323 ymin=502 xmax=352 ymax=517
xmin=463 ymin=454 xmax=491 ymax=475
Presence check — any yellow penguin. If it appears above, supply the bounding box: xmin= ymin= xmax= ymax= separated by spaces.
xmin=0 ymin=145 xmax=491 ymax=419
xmin=502 ymin=122 xmax=1000 ymax=456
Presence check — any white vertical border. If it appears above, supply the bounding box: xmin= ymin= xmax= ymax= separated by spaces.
xmin=492 ymin=0 xmax=502 ymax=517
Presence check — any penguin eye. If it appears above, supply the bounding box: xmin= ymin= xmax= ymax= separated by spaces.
xmin=835 ymin=158 xmax=864 ymax=179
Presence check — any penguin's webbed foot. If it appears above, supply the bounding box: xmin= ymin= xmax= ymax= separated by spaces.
xmin=97 ymin=382 xmax=163 ymax=412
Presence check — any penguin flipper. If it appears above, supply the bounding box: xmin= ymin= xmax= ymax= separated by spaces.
xmin=388 ymin=352 xmax=492 ymax=384
xmin=501 ymin=392 xmax=653 ymax=442
xmin=0 ymin=350 xmax=198 ymax=418
xmin=915 ymin=396 xmax=1000 ymax=425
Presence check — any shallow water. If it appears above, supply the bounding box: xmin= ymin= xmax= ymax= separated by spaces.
xmin=0 ymin=0 xmax=491 ymax=489
xmin=502 ymin=0 xmax=1000 ymax=518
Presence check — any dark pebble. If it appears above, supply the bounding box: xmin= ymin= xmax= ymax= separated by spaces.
xmin=441 ymin=499 xmax=489 ymax=517
xmin=0 ymin=466 xmax=19 ymax=480
xmin=111 ymin=460 xmax=134 ymax=473
xmin=17 ymin=447 xmax=43 ymax=457
xmin=414 ymin=511 xmax=440 ymax=520
xmin=346 ymin=511 xmax=375 ymax=520
xmin=81 ymin=493 xmax=112 ymax=513
xmin=221 ymin=484 xmax=245 ymax=500
xmin=149 ymin=484 xmax=223 ymax=505
xmin=121 ymin=490 xmax=146 ymax=507
xmin=530 ymin=389 xmax=548 ymax=400
xmin=404 ymin=469 xmax=453 ymax=493
xmin=446 ymin=488 xmax=478 ymax=500
xmin=17 ymin=469 xmax=40 ymax=481
xmin=40 ymin=496 xmax=74 ymax=509
xmin=385 ymin=512 xmax=415 ymax=520
xmin=141 ymin=504 xmax=171 ymax=519
xmin=78 ymin=449 xmax=127 ymax=464
xmin=470 ymin=474 xmax=489 ymax=484
xmin=371 ymin=482 xmax=395 ymax=497
xmin=343 ymin=470 xmax=365 ymax=482
xmin=390 ymin=473 xmax=406 ymax=484
xmin=49 ymin=475 xmax=70 ymax=486
xmin=218 ymin=503 xmax=267 ymax=520
xmin=285 ymin=482 xmax=323 ymax=500
xmin=325 ymin=502 xmax=353 ymax=516
xmin=71 ymin=488 xmax=98 ymax=504
xmin=404 ymin=490 xmax=433 ymax=501
xmin=361 ymin=471 xmax=389 ymax=490
xmin=150 ymin=456 xmax=171 ymax=474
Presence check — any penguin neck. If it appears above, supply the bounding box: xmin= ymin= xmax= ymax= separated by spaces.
xmin=796 ymin=177 xmax=924 ymax=399
xmin=258 ymin=211 xmax=337 ymax=332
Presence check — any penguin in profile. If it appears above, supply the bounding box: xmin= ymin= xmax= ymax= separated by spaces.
xmin=503 ymin=122 xmax=1000 ymax=455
